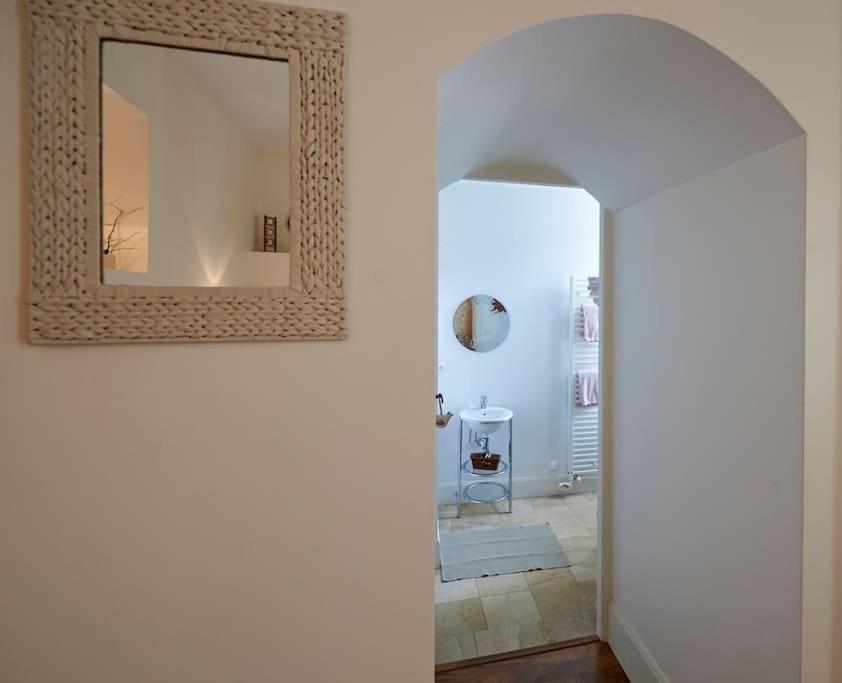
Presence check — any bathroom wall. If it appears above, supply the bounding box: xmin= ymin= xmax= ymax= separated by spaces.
xmin=1 ymin=3 xmax=840 ymax=683
xmin=102 ymin=43 xmax=289 ymax=287
xmin=611 ymin=137 xmax=805 ymax=682
xmin=437 ymin=180 xmax=599 ymax=502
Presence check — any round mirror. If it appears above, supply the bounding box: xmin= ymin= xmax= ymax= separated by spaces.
xmin=453 ymin=295 xmax=510 ymax=352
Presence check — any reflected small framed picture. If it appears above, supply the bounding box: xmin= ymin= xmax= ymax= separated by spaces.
xmin=263 ymin=215 xmax=278 ymax=252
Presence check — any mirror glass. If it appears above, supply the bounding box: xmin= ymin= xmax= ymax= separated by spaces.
xmin=453 ymin=295 xmax=510 ymax=352
xmin=100 ymin=41 xmax=291 ymax=287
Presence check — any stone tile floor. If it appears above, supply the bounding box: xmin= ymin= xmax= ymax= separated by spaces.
xmin=435 ymin=493 xmax=597 ymax=665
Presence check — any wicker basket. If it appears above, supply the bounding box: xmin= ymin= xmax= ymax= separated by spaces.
xmin=470 ymin=452 xmax=501 ymax=471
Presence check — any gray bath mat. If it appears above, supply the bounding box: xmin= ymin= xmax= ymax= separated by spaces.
xmin=439 ymin=523 xmax=570 ymax=582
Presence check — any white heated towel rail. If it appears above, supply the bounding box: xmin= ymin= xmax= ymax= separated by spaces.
xmin=568 ymin=276 xmax=599 ymax=481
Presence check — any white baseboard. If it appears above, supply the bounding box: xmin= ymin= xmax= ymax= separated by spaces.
xmin=437 ymin=475 xmax=596 ymax=503
xmin=609 ymin=601 xmax=669 ymax=683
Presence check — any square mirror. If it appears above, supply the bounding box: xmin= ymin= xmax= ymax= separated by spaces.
xmin=26 ymin=0 xmax=345 ymax=344
xmin=101 ymin=41 xmax=291 ymax=288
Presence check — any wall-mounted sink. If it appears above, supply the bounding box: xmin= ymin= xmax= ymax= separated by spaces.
xmin=459 ymin=406 xmax=513 ymax=434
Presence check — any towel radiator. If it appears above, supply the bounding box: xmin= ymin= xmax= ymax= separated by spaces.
xmin=567 ymin=276 xmax=599 ymax=483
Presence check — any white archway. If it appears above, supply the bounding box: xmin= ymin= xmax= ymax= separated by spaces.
xmin=438 ymin=15 xmax=802 ymax=208
xmin=438 ymin=15 xmax=805 ymax=682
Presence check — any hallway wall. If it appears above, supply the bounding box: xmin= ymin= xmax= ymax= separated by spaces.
xmin=611 ymin=137 xmax=806 ymax=682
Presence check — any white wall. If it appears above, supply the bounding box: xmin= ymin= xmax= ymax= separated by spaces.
xmin=1 ymin=3 xmax=840 ymax=683
xmin=102 ymin=88 xmax=149 ymax=273
xmin=436 ymin=181 xmax=599 ymax=501
xmin=251 ymin=146 xmax=292 ymax=254
xmin=611 ymin=137 xmax=805 ymax=682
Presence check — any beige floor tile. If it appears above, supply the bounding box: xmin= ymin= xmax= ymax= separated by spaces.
xmin=565 ymin=492 xmax=596 ymax=505
xmin=568 ymin=496 xmax=596 ymax=510
xmin=568 ymin=512 xmax=598 ymax=529
xmin=539 ymin=615 xmax=596 ymax=644
xmin=435 ymin=571 xmax=479 ymax=603
xmin=526 ymin=496 xmax=598 ymax=535
xmin=566 ymin=502 xmax=597 ymax=515
xmin=447 ymin=513 xmax=502 ymax=532
xmin=495 ymin=507 xmax=541 ymax=527
xmin=460 ymin=503 xmax=498 ymax=514
xmin=560 ymin=535 xmax=597 ymax=552
xmin=570 ymin=508 xmax=598 ymax=527
xmin=437 ymin=517 xmax=456 ymax=533
xmin=561 ymin=537 xmax=597 ymax=569
xmin=481 ymin=590 xmax=542 ymax=629
xmin=530 ymin=496 xmax=570 ymax=511
xmin=496 ymin=514 xmax=540 ymax=528
xmin=438 ymin=504 xmax=458 ymax=519
xmin=436 ymin=598 xmax=487 ymax=637
xmin=533 ymin=503 xmax=573 ymax=520
xmin=435 ymin=635 xmax=462 ymax=665
xmin=495 ymin=498 xmax=534 ymax=514
xmin=532 ymin=508 xmax=564 ymax=524
xmin=566 ymin=551 xmax=597 ymax=570
xmin=523 ymin=566 xmax=577 ymax=590
xmin=547 ymin=516 xmax=590 ymax=539
xmin=571 ymin=564 xmax=597 ymax=583
xmin=476 ymin=572 xmax=529 ymax=597
xmin=491 ymin=500 xmax=514 ymax=514
xmin=435 ymin=632 xmax=478 ymax=664
xmin=531 ymin=581 xmax=594 ymax=622
xmin=458 ymin=632 xmax=479 ymax=659
xmin=474 ymin=623 xmax=547 ymax=654
xmin=518 ymin=622 xmax=547 ymax=649
xmin=474 ymin=624 xmax=520 ymax=657
xmin=578 ymin=578 xmax=597 ymax=605
xmin=567 ymin=504 xmax=597 ymax=521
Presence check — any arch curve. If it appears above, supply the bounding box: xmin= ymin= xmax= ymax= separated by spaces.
xmin=438 ymin=14 xmax=803 ymax=208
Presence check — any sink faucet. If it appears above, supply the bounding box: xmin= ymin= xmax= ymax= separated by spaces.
xmin=480 ymin=395 xmax=488 ymax=409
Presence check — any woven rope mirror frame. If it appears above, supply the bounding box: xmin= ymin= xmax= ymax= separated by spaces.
xmin=25 ymin=0 xmax=346 ymax=344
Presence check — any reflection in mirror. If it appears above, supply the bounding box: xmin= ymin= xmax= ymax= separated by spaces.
xmin=453 ymin=295 xmax=510 ymax=352
xmin=101 ymin=41 xmax=290 ymax=287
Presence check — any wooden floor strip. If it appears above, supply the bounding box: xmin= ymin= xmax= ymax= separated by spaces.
xmin=435 ymin=640 xmax=629 ymax=682
xmin=435 ymin=635 xmax=600 ymax=674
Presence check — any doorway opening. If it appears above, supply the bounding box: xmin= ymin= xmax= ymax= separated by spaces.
xmin=435 ymin=179 xmax=601 ymax=665
xmin=435 ymin=13 xmax=805 ymax=678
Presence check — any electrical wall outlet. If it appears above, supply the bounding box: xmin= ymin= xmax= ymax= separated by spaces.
xmin=549 ymin=460 xmax=559 ymax=471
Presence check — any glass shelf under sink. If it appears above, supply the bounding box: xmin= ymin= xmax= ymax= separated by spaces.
xmin=462 ymin=481 xmax=509 ymax=504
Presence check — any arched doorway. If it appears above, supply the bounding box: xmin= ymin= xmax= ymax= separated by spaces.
xmin=436 ymin=15 xmax=805 ymax=681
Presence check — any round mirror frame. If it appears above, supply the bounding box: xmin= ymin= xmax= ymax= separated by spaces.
xmin=452 ymin=295 xmax=510 ymax=352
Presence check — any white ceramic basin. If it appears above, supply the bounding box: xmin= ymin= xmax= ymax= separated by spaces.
xmin=459 ymin=406 xmax=513 ymax=434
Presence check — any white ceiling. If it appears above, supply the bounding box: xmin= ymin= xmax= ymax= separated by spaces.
xmin=438 ymin=15 xmax=802 ymax=209
xmin=181 ymin=49 xmax=289 ymax=153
